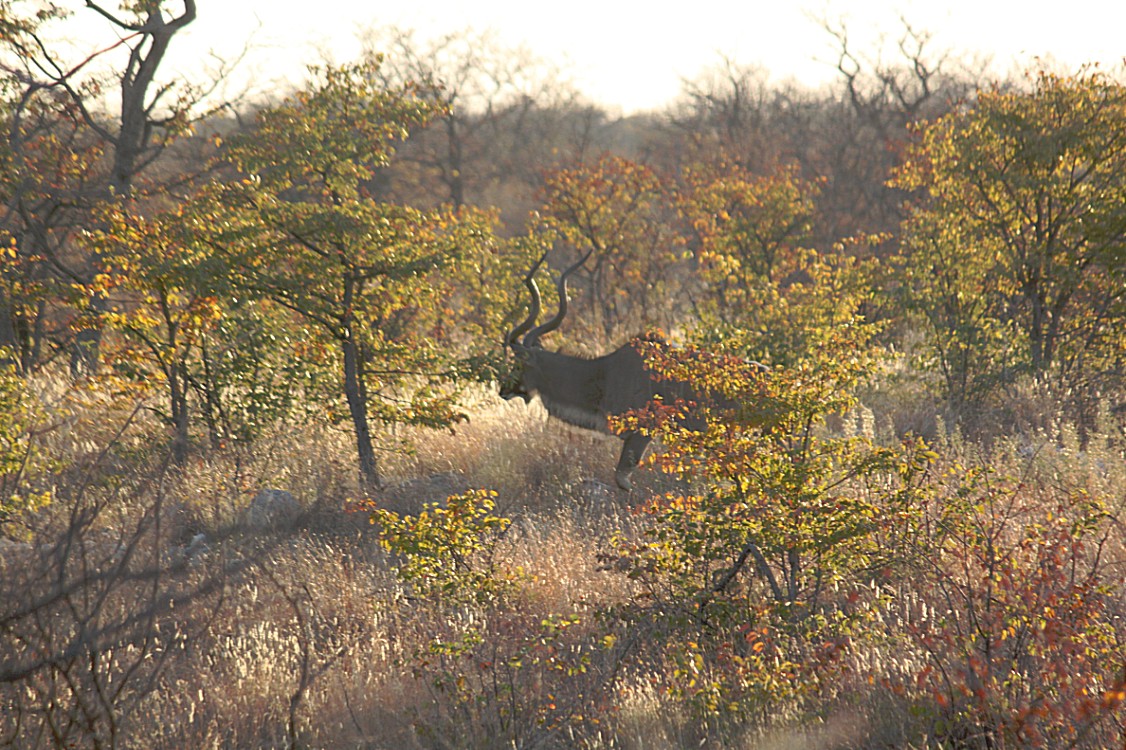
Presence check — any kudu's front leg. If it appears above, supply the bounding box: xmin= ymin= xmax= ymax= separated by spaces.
xmin=614 ymin=432 xmax=652 ymax=491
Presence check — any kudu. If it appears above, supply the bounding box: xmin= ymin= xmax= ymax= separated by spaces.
xmin=501 ymin=251 xmax=706 ymax=490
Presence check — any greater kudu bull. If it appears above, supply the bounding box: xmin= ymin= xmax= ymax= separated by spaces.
xmin=501 ymin=251 xmax=716 ymax=490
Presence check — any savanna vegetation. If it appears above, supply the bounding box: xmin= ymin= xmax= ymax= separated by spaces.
xmin=2 ymin=3 xmax=1125 ymax=748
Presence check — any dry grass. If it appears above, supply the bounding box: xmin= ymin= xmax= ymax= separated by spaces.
xmin=3 ymin=377 xmax=1125 ymax=749
xmin=388 ymin=392 xmax=627 ymax=504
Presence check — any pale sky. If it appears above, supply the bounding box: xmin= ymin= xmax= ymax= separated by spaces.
xmin=53 ymin=0 xmax=1126 ymax=114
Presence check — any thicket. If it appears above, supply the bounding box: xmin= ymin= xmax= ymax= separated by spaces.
xmin=2 ymin=3 xmax=1125 ymax=748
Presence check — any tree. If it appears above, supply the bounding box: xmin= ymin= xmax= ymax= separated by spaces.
xmin=89 ymin=188 xmax=328 ymax=461
xmin=1 ymin=4 xmax=105 ymax=371
xmin=93 ymin=202 xmax=226 ymax=463
xmin=676 ymin=156 xmax=883 ymax=371
xmin=679 ymin=161 xmax=820 ymax=325
xmin=208 ymin=61 xmax=500 ymax=489
xmin=537 ymin=154 xmax=685 ymax=342
xmin=1 ymin=0 xmax=234 ymax=374
xmin=663 ymin=58 xmax=802 ymax=175
xmin=361 ymin=27 xmax=580 ymax=214
xmin=893 ymin=69 xmax=1126 ymax=424
xmin=605 ymin=318 xmax=933 ymax=723
xmin=817 ymin=16 xmax=981 ymax=242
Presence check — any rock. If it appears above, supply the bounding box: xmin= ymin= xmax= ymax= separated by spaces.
xmin=246 ymin=488 xmax=301 ymax=529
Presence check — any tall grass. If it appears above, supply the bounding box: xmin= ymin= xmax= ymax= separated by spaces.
xmin=2 ymin=373 xmax=1124 ymax=748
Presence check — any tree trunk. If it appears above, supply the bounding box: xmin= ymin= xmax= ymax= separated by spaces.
xmin=340 ymin=274 xmax=379 ymax=490
xmin=197 ymin=335 xmax=226 ymax=449
xmin=169 ymin=360 xmax=189 ymax=465
xmin=71 ymin=298 xmax=107 ymax=377
xmin=0 ymin=289 xmax=21 ymax=371
xmin=342 ymin=332 xmax=380 ymax=491
xmin=1029 ymin=290 xmax=1045 ymax=373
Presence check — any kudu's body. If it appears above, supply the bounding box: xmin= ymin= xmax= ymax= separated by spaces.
xmin=501 ymin=252 xmax=698 ymax=490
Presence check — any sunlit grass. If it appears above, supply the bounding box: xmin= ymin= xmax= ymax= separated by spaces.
xmin=2 ymin=371 xmax=1124 ymax=748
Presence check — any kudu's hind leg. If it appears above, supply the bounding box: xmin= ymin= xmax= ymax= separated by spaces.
xmin=614 ymin=433 xmax=652 ymax=490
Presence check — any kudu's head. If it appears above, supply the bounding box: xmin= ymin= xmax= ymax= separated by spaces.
xmin=500 ymin=251 xmax=592 ymax=403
